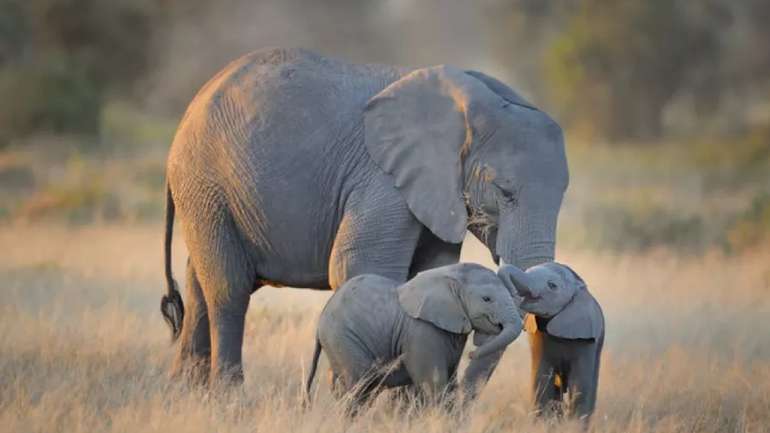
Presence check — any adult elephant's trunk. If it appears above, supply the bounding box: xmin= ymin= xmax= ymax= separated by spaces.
xmin=470 ymin=320 xmax=521 ymax=359
xmin=496 ymin=185 xmax=563 ymax=271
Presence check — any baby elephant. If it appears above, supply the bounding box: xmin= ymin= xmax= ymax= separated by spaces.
xmin=498 ymin=262 xmax=604 ymax=420
xmin=305 ymin=263 xmax=523 ymax=409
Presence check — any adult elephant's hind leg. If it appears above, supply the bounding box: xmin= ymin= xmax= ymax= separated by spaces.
xmin=171 ymin=259 xmax=211 ymax=384
xmin=189 ymin=212 xmax=256 ymax=388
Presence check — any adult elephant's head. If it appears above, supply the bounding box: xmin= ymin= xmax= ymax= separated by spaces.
xmin=364 ymin=66 xmax=568 ymax=269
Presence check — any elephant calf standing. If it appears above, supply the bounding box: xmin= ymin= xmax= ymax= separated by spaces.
xmin=499 ymin=262 xmax=605 ymax=420
xmin=305 ymin=263 xmax=523 ymax=409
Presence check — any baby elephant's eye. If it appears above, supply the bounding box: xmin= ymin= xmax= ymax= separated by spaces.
xmin=482 ymin=296 xmax=492 ymax=303
xmin=547 ymin=281 xmax=558 ymax=290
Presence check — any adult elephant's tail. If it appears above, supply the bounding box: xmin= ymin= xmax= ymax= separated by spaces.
xmin=160 ymin=182 xmax=184 ymax=341
xmin=304 ymin=336 xmax=322 ymax=406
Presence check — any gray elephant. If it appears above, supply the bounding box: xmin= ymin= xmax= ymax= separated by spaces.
xmin=498 ymin=263 xmax=604 ymax=420
xmin=304 ymin=263 xmax=523 ymax=409
xmin=160 ymin=47 xmax=568 ymax=386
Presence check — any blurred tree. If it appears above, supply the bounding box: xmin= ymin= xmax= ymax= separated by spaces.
xmin=2 ymin=0 xmax=766 ymax=145
xmin=146 ymin=0 xmax=390 ymax=112
xmin=543 ymin=0 xmax=728 ymax=141
xmin=481 ymin=0 xmax=575 ymax=105
xmin=0 ymin=0 xmax=161 ymax=141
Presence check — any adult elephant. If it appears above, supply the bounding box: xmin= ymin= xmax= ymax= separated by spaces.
xmin=161 ymin=48 xmax=568 ymax=387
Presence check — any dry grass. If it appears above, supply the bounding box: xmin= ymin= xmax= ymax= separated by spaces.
xmin=1 ymin=224 xmax=769 ymax=433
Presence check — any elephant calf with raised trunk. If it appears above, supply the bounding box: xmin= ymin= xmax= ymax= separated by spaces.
xmin=498 ymin=262 xmax=604 ymax=420
xmin=305 ymin=263 xmax=523 ymax=410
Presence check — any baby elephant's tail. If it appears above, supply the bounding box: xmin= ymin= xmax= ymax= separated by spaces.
xmin=304 ymin=336 xmax=322 ymax=406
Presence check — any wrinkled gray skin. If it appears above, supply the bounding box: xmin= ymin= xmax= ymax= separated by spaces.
xmin=498 ymin=263 xmax=604 ymax=421
xmin=305 ymin=264 xmax=523 ymax=410
xmin=160 ymin=48 xmax=568 ymax=387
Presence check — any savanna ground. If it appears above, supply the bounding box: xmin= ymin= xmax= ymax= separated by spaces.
xmin=1 ymin=125 xmax=770 ymax=432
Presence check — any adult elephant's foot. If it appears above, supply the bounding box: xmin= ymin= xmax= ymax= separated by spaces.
xmin=209 ymin=364 xmax=245 ymax=389
xmin=170 ymin=355 xmax=210 ymax=387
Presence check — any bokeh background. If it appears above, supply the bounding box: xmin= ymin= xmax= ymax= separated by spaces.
xmin=1 ymin=2 xmax=769 ymax=432
xmin=1 ymin=0 xmax=769 ymax=251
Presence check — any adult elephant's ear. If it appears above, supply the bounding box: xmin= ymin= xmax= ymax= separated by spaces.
xmin=463 ymin=70 xmax=538 ymax=110
xmin=546 ymin=289 xmax=604 ymax=340
xmin=397 ymin=269 xmax=471 ymax=334
xmin=364 ymin=66 xmax=494 ymax=244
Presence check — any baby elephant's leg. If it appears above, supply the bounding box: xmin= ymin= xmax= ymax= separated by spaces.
xmin=410 ymin=366 xmax=450 ymax=407
xmin=332 ymin=352 xmax=385 ymax=416
xmin=566 ymin=348 xmax=599 ymax=420
xmin=404 ymin=345 xmax=453 ymax=406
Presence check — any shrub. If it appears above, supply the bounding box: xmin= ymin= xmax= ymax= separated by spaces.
xmin=0 ymin=0 xmax=161 ymax=143
xmin=725 ymin=193 xmax=770 ymax=253
xmin=0 ymin=57 xmax=101 ymax=141
xmin=578 ymin=205 xmax=706 ymax=252
xmin=16 ymin=181 xmax=120 ymax=223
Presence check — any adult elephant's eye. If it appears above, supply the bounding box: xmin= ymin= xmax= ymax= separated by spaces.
xmin=482 ymin=296 xmax=492 ymax=303
xmin=547 ymin=281 xmax=558 ymax=290
xmin=494 ymin=181 xmax=517 ymax=205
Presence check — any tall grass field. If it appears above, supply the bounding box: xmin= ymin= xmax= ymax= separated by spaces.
xmin=1 ymin=132 xmax=769 ymax=432
xmin=1 ymin=223 xmax=768 ymax=433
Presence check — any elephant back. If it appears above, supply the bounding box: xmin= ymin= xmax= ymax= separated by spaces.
xmin=166 ymin=48 xmax=410 ymax=280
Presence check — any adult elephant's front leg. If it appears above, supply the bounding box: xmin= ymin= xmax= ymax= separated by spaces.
xmin=328 ymin=185 xmax=423 ymax=288
xmin=408 ymin=228 xmax=461 ymax=278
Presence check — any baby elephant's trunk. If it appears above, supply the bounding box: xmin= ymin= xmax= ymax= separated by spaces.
xmin=470 ymin=321 xmax=521 ymax=359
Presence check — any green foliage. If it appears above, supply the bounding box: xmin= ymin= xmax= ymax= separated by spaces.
xmin=100 ymin=102 xmax=177 ymax=152
xmin=691 ymin=126 xmax=770 ymax=177
xmin=544 ymin=1 xmax=724 ymax=141
xmin=0 ymin=0 xmax=26 ymax=63
xmin=0 ymin=56 xmax=101 ymax=141
xmin=725 ymin=193 xmax=770 ymax=253
xmin=0 ymin=0 xmax=161 ymax=141
xmin=17 ymin=179 xmax=120 ymax=223
xmin=0 ymin=158 xmax=34 ymax=190
xmin=582 ymin=205 xmax=706 ymax=252
xmin=558 ymin=134 xmax=770 ymax=253
xmin=2 ymin=149 xmax=166 ymax=224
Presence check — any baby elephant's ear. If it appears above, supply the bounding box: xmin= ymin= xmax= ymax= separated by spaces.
xmin=546 ymin=289 xmax=604 ymax=340
xmin=397 ymin=272 xmax=472 ymax=334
